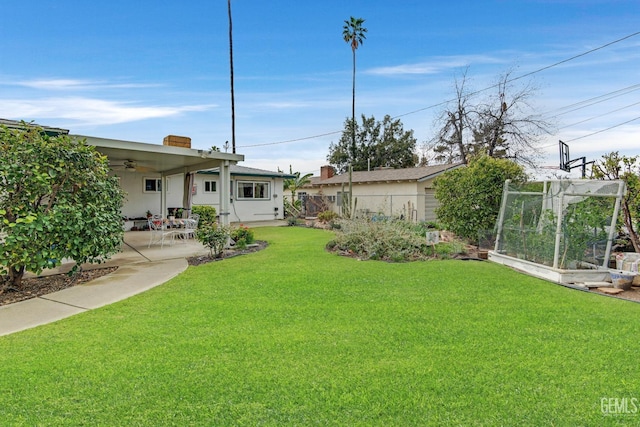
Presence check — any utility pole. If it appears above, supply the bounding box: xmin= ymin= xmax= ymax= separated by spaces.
xmin=228 ymin=0 xmax=236 ymax=153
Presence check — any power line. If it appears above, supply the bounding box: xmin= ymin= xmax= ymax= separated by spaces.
xmin=563 ymin=116 xmax=640 ymax=142
xmin=238 ymin=130 xmax=342 ymax=148
xmin=237 ymin=31 xmax=640 ymax=149
xmin=558 ymin=100 xmax=640 ymax=130
xmin=394 ymin=31 xmax=640 ymax=120
xmin=508 ymin=31 xmax=640 ymax=83
xmin=546 ymin=83 xmax=640 ymax=117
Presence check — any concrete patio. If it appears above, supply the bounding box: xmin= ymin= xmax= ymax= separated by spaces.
xmin=29 ymin=219 xmax=287 ymax=277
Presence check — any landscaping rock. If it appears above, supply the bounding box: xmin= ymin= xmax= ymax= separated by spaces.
xmin=597 ymin=287 xmax=625 ymax=295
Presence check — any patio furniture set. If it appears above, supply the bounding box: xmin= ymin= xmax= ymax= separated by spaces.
xmin=148 ymin=214 xmax=199 ymax=248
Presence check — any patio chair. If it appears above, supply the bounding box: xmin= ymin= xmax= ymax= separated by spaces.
xmin=188 ymin=213 xmax=200 ymax=226
xmin=148 ymin=217 xmax=175 ymax=248
xmin=174 ymin=218 xmax=198 ymax=240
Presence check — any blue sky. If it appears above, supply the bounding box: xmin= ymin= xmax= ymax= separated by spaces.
xmin=1 ymin=0 xmax=638 ymax=177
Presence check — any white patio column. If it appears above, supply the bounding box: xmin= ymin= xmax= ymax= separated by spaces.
xmin=161 ymin=173 xmax=168 ymax=218
xmin=220 ymin=160 xmax=231 ymax=226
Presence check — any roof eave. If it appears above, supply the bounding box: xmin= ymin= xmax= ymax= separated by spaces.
xmin=417 ymin=164 xmax=466 ymax=182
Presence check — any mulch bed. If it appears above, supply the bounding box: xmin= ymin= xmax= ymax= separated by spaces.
xmin=1 ymin=267 xmax=118 ymax=306
xmin=187 ymin=241 xmax=268 ymax=266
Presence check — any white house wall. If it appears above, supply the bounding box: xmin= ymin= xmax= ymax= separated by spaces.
xmin=192 ymin=173 xmax=286 ymax=223
xmin=114 ymin=171 xmax=287 ymax=223
xmin=165 ymin=174 xmax=185 ymax=213
xmin=113 ymin=171 xmax=162 ymax=219
xmin=306 ymin=178 xmax=438 ymax=222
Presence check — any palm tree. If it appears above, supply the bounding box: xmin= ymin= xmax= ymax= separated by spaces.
xmin=283 ymin=168 xmax=313 ymax=218
xmin=342 ymin=16 xmax=367 ymax=163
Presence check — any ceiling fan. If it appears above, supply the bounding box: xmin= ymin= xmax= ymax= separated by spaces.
xmin=109 ymin=160 xmax=154 ymax=173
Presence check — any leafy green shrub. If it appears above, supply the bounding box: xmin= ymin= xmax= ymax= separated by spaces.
xmin=191 ymin=205 xmax=217 ymax=226
xmin=0 ymin=124 xmax=125 ymax=289
xmin=195 ymin=222 xmax=229 ymax=258
xmin=317 ymin=210 xmax=339 ymax=222
xmin=435 ymin=155 xmax=527 ymax=240
xmin=327 ymin=218 xmax=465 ymax=262
xmin=409 ymin=220 xmax=442 ymax=236
xmin=230 ymin=224 xmax=255 ymax=249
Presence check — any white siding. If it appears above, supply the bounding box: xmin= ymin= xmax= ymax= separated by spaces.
xmin=192 ymin=173 xmax=286 ymax=222
xmin=114 ymin=170 xmax=287 ymax=224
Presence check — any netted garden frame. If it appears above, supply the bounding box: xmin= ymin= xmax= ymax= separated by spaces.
xmin=493 ymin=179 xmax=626 ymax=271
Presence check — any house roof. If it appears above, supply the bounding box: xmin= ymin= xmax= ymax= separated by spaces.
xmin=199 ymin=165 xmax=296 ymax=179
xmin=305 ymin=163 xmax=464 ymax=187
xmin=79 ymin=134 xmax=244 ymax=176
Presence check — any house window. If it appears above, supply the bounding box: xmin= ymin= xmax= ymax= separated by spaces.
xmin=204 ymin=180 xmax=217 ymax=193
xmin=237 ymin=181 xmax=270 ymax=200
xmin=144 ymin=178 xmax=162 ymax=193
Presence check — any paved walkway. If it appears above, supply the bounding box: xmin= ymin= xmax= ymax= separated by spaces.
xmin=0 ymin=220 xmax=286 ymax=337
xmin=0 ymin=258 xmax=189 ymax=336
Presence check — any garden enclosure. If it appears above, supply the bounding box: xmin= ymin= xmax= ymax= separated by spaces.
xmin=491 ymin=179 xmax=625 ymax=281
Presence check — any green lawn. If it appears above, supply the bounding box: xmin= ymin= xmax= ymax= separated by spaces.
xmin=1 ymin=226 xmax=639 ymax=425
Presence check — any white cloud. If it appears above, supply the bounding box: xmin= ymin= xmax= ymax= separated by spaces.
xmin=366 ymin=54 xmax=506 ymax=76
xmin=14 ymin=78 xmax=163 ymax=91
xmin=0 ymin=97 xmax=216 ymax=125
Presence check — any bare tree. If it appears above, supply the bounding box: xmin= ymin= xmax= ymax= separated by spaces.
xmin=430 ymin=69 xmax=476 ymax=164
xmin=429 ymin=69 xmax=554 ymax=167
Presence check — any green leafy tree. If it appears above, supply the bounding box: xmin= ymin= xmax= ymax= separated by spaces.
xmin=283 ymin=166 xmax=313 ymax=217
xmin=592 ymin=151 xmax=640 ymax=252
xmin=434 ymin=155 xmax=527 ymax=240
xmin=328 ymin=114 xmax=418 ymax=173
xmin=0 ymin=124 xmax=125 ymax=290
xmin=343 ymin=16 xmax=367 ymax=162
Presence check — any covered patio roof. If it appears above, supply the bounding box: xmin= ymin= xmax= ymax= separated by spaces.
xmin=78 ymin=135 xmax=244 ymax=176
xmin=77 ymin=134 xmax=244 ymax=225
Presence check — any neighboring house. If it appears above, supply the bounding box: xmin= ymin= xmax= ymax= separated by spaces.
xmin=300 ymin=164 xmax=464 ymax=222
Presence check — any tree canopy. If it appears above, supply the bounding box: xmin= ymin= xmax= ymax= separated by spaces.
xmin=0 ymin=124 xmax=125 ymax=290
xmin=592 ymin=151 xmax=640 ymax=252
xmin=283 ymin=166 xmax=313 ymax=218
xmin=427 ymin=70 xmax=552 ymax=168
xmin=434 ymin=155 xmax=527 ymax=241
xmin=328 ymin=114 xmax=419 ymax=173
